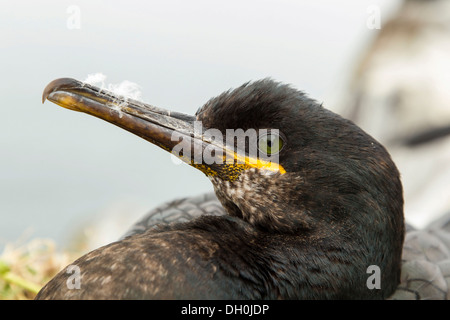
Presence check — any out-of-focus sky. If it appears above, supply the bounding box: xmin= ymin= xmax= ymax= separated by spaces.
xmin=0 ymin=0 xmax=401 ymax=248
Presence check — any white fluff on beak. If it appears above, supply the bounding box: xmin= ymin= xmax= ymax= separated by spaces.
xmin=83 ymin=73 xmax=142 ymax=101
xmin=83 ymin=73 xmax=143 ymax=119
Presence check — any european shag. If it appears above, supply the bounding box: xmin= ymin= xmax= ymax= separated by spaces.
xmin=36 ymin=78 xmax=405 ymax=299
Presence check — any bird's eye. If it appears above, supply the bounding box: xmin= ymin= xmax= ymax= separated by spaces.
xmin=258 ymin=131 xmax=284 ymax=156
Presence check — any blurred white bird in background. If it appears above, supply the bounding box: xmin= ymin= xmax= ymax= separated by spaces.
xmin=337 ymin=0 xmax=450 ymax=229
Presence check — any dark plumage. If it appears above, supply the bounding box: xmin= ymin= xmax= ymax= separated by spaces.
xmin=36 ymin=79 xmax=404 ymax=299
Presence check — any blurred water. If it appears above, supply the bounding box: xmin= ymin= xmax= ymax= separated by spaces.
xmin=0 ymin=0 xmax=400 ymax=249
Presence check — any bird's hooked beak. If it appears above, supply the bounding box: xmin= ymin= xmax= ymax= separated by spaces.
xmin=42 ymin=78 xmax=285 ymax=181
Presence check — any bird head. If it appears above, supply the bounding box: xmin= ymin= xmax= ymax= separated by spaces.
xmin=43 ymin=78 xmax=405 ymax=297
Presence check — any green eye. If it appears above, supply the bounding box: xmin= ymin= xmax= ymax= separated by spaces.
xmin=258 ymin=132 xmax=284 ymax=156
